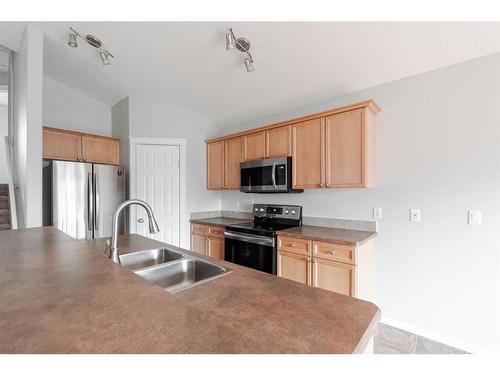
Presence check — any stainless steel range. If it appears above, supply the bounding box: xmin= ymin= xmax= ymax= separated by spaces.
xmin=224 ymin=204 xmax=302 ymax=274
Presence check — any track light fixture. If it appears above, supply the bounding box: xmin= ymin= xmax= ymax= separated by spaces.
xmin=68 ymin=27 xmax=114 ymax=66
xmin=225 ymin=28 xmax=254 ymax=73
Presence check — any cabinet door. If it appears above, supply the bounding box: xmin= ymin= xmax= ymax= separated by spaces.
xmin=292 ymin=118 xmax=325 ymax=188
xmin=277 ymin=250 xmax=312 ymax=285
xmin=224 ymin=137 xmax=242 ymax=190
xmin=207 ymin=141 xmax=224 ymax=190
xmin=242 ymin=131 xmax=265 ymax=161
xmin=325 ymin=109 xmax=365 ymax=187
xmin=312 ymin=257 xmax=355 ymax=296
xmin=191 ymin=234 xmax=207 ymax=256
xmin=81 ymin=135 xmax=120 ymax=165
xmin=265 ymin=125 xmax=291 ymax=158
xmin=43 ymin=128 xmax=82 ymax=161
xmin=207 ymin=237 xmax=224 ymax=260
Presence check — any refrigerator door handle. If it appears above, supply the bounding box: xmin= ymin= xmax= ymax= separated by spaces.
xmin=94 ymin=172 xmax=100 ymax=231
xmin=87 ymin=172 xmax=93 ymax=231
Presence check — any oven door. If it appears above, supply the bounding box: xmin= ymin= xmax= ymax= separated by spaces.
xmin=240 ymin=157 xmax=289 ymax=193
xmin=224 ymin=231 xmax=276 ymax=274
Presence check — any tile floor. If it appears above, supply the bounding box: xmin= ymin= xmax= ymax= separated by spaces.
xmin=374 ymin=323 xmax=468 ymax=354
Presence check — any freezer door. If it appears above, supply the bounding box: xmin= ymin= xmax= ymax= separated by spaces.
xmin=93 ymin=164 xmax=125 ymax=238
xmin=52 ymin=161 xmax=93 ymax=239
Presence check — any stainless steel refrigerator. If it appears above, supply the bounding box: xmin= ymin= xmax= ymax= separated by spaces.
xmin=42 ymin=160 xmax=125 ymax=239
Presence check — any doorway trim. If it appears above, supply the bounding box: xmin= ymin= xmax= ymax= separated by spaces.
xmin=129 ymin=137 xmax=188 ymax=248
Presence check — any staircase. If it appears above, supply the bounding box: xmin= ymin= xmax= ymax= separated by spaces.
xmin=0 ymin=184 xmax=11 ymax=231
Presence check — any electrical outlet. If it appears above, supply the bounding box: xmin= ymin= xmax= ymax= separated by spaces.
xmin=468 ymin=210 xmax=482 ymax=225
xmin=373 ymin=207 xmax=382 ymax=219
xmin=410 ymin=209 xmax=421 ymax=222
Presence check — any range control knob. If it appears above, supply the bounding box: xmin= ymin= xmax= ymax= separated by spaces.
xmin=291 ymin=210 xmax=296 ymax=215
xmin=259 ymin=208 xmax=265 ymax=212
xmin=254 ymin=208 xmax=259 ymax=212
xmin=284 ymin=209 xmax=290 ymax=214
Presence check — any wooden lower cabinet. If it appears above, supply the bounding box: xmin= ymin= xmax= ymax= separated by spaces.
xmin=277 ymin=250 xmax=311 ymax=285
xmin=312 ymin=257 xmax=355 ymax=296
xmin=207 ymin=237 xmax=224 ymax=260
xmin=277 ymin=235 xmax=374 ymax=300
xmin=190 ymin=223 xmax=225 ymax=260
xmin=190 ymin=233 xmax=207 ymax=256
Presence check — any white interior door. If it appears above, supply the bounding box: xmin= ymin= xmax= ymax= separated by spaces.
xmin=135 ymin=144 xmax=180 ymax=245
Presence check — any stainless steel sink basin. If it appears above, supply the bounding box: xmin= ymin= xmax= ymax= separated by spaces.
xmin=134 ymin=258 xmax=229 ymax=293
xmin=120 ymin=248 xmax=184 ymax=270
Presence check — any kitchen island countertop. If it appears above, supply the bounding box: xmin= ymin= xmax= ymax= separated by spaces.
xmin=0 ymin=227 xmax=380 ymax=353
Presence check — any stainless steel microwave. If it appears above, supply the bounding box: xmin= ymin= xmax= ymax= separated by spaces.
xmin=240 ymin=157 xmax=303 ymax=193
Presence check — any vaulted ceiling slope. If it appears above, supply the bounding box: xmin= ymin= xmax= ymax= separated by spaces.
xmin=2 ymin=22 xmax=500 ymax=127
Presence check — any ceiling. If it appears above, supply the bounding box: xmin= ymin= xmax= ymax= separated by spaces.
xmin=3 ymin=22 xmax=500 ymax=127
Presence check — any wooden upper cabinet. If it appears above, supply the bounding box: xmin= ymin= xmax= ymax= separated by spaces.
xmin=265 ymin=125 xmax=291 ymax=158
xmin=81 ymin=135 xmax=120 ymax=165
xmin=312 ymin=258 xmax=356 ymax=297
xmin=242 ymin=131 xmax=265 ymax=161
xmin=207 ymin=141 xmax=224 ymax=190
xmin=43 ymin=127 xmax=120 ymax=165
xmin=224 ymin=137 xmax=242 ymax=190
xmin=292 ymin=118 xmax=325 ymax=188
xmin=325 ymin=109 xmax=372 ymax=188
xmin=43 ymin=127 xmax=82 ymax=162
xmin=205 ymin=100 xmax=379 ymax=191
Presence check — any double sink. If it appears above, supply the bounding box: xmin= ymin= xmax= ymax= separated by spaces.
xmin=120 ymin=248 xmax=230 ymax=293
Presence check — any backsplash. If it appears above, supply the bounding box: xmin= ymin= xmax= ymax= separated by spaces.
xmin=190 ymin=210 xmax=377 ymax=232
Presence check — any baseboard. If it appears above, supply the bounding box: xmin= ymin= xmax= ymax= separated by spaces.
xmin=380 ymin=315 xmax=497 ymax=354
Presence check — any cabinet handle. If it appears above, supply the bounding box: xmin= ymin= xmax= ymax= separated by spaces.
xmin=319 ymin=184 xmax=324 ymax=187
xmin=326 ymin=183 xmax=330 ymax=187
xmin=330 ymin=250 xmax=336 ymax=255
xmin=289 ymin=243 xmax=295 ymax=248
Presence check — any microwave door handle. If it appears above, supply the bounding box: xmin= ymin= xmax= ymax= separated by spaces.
xmin=272 ymin=163 xmax=277 ymax=190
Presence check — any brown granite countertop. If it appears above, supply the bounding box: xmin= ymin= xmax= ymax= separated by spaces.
xmin=0 ymin=227 xmax=380 ymax=353
xmin=190 ymin=217 xmax=249 ymax=227
xmin=277 ymin=225 xmax=377 ymax=246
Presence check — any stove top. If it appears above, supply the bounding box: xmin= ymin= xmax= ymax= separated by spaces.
xmin=225 ymin=204 xmax=302 ymax=237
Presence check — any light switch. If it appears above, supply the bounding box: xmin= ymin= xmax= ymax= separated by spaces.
xmin=410 ymin=209 xmax=421 ymax=222
xmin=468 ymin=210 xmax=482 ymax=225
xmin=373 ymin=207 xmax=382 ymax=219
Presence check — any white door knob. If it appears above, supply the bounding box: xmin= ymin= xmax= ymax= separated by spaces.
xmin=137 ymin=218 xmax=144 ymax=223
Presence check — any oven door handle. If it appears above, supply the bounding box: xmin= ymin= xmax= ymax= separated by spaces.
xmin=224 ymin=231 xmax=275 ymax=247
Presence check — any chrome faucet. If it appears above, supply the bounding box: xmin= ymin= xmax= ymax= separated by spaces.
xmin=107 ymin=199 xmax=160 ymax=264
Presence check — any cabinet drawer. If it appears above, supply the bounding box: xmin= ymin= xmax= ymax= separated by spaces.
xmin=313 ymin=241 xmax=356 ymax=265
xmin=208 ymin=225 xmax=224 ymax=239
xmin=191 ymin=223 xmax=208 ymax=236
xmin=278 ymin=236 xmax=312 ymax=256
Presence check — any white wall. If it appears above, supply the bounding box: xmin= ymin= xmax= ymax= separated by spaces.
xmin=12 ymin=25 xmax=43 ymax=228
xmin=127 ymin=96 xmax=222 ymax=214
xmin=111 ymin=97 xmax=130 ymax=220
xmin=43 ymin=75 xmax=111 ymax=136
xmin=219 ymin=53 xmax=500 ymax=353
xmin=111 ymin=96 xmax=223 ymax=247
xmin=0 ymin=104 xmax=8 ymax=183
